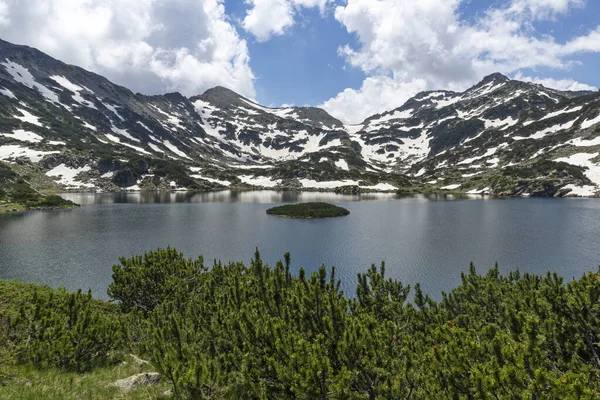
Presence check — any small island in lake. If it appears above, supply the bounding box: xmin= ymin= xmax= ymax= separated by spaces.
xmin=266 ymin=202 xmax=350 ymax=219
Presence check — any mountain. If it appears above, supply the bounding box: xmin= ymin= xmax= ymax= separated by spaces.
xmin=1 ymin=38 xmax=599 ymax=197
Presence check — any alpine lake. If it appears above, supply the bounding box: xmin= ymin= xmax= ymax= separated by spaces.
xmin=0 ymin=190 xmax=599 ymax=300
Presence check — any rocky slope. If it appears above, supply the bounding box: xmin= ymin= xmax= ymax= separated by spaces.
xmin=0 ymin=161 xmax=76 ymax=211
xmin=0 ymin=39 xmax=599 ymax=197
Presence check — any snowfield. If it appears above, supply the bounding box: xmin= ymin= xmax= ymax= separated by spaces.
xmin=50 ymin=75 xmax=97 ymax=109
xmin=335 ymin=159 xmax=349 ymax=170
xmin=1 ymin=60 xmax=60 ymax=104
xmin=0 ymin=145 xmax=58 ymax=162
xmin=441 ymin=184 xmax=461 ymax=190
xmin=581 ymin=114 xmax=600 ymax=130
xmin=14 ymin=108 xmax=43 ymax=126
xmin=1 ymin=129 xmax=43 ymax=143
xmin=555 ymin=152 xmax=600 ymax=194
xmin=239 ymin=175 xmax=281 ymax=187
xmin=46 ymin=164 xmax=94 ymax=188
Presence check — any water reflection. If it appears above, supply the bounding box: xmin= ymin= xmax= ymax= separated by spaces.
xmin=60 ymin=190 xmax=495 ymax=206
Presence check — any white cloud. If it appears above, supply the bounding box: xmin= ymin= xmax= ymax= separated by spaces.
xmin=322 ymin=0 xmax=599 ymax=123
xmin=243 ymin=0 xmax=295 ymax=42
xmin=0 ymin=0 xmax=255 ymax=98
xmin=508 ymin=0 xmax=585 ymax=18
xmin=513 ymin=72 xmax=597 ymax=91
xmin=563 ymin=27 xmax=600 ymax=53
xmin=0 ymin=1 xmax=9 ymax=28
xmin=321 ymin=75 xmax=427 ymax=124
xmin=242 ymin=0 xmax=330 ymax=41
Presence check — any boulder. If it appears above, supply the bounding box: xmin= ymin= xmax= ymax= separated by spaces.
xmin=129 ymin=353 xmax=150 ymax=373
xmin=112 ymin=168 xmax=137 ymax=187
xmin=113 ymin=372 xmax=160 ymax=393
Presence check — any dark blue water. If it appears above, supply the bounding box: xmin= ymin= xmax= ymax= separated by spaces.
xmin=0 ymin=191 xmax=598 ymax=299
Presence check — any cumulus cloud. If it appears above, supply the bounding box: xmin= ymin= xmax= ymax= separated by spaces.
xmin=513 ymin=72 xmax=597 ymax=91
xmin=322 ymin=0 xmax=599 ymax=123
xmin=321 ymin=75 xmax=428 ymax=125
xmin=0 ymin=0 xmax=255 ymax=98
xmin=242 ymin=0 xmax=330 ymax=41
xmin=508 ymin=0 xmax=585 ymax=18
xmin=242 ymin=0 xmax=295 ymax=42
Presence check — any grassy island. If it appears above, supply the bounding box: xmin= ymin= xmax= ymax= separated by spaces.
xmin=266 ymin=202 xmax=350 ymax=219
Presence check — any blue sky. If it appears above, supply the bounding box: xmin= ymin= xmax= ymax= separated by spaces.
xmin=226 ymin=1 xmax=366 ymax=107
xmin=228 ymin=0 xmax=600 ymax=113
xmin=0 ymin=0 xmax=598 ymax=123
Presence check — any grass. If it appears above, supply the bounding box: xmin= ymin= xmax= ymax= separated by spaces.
xmin=0 ymin=280 xmax=168 ymax=399
xmin=0 ymin=202 xmax=25 ymax=212
xmin=0 ymin=360 xmax=170 ymax=400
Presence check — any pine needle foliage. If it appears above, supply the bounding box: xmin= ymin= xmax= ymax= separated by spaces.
xmin=108 ymin=247 xmax=206 ymax=313
xmin=118 ymin=250 xmax=600 ymax=399
xmin=11 ymin=288 xmax=122 ymax=373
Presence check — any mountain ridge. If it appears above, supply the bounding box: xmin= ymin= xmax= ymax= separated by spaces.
xmin=1 ymin=38 xmax=600 ymax=198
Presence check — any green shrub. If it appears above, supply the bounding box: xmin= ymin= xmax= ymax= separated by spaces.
xmin=3 ymin=249 xmax=600 ymax=398
xmin=108 ymin=247 xmax=206 ymax=313
xmin=139 ymin=250 xmax=600 ymax=399
xmin=13 ymin=289 xmax=122 ymax=373
xmin=39 ymin=195 xmax=75 ymax=208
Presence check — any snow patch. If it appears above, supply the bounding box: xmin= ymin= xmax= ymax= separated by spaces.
xmin=0 ymin=87 xmax=16 ymax=99
xmin=414 ymin=168 xmax=426 ymax=177
xmin=440 ymin=184 xmax=461 ymax=190
xmin=483 ymin=116 xmax=518 ymax=130
xmin=457 ymin=147 xmax=499 ymax=165
xmin=570 ymin=136 xmax=600 ymax=147
xmin=335 ymin=159 xmax=349 ymax=170
xmin=367 ymin=109 xmax=413 ymax=125
xmin=239 ymin=175 xmax=281 ymax=187
xmin=81 ymin=121 xmax=97 ymax=131
xmin=562 ymin=184 xmax=597 ymax=197
xmin=581 ymin=114 xmax=600 ymax=130
xmin=540 ymin=106 xmax=583 ymax=121
xmin=362 ymin=183 xmax=397 ymax=191
xmin=299 ymin=178 xmax=360 ymax=189
xmin=104 ymin=103 xmax=124 ymax=121
xmin=513 ymin=119 xmax=577 ymax=140
xmin=104 ymin=134 xmax=150 ymax=155
xmin=50 ymin=76 xmax=96 ymax=109
xmin=1 ymin=60 xmax=60 ymax=104
xmin=163 ymin=140 xmax=191 ymax=159
xmin=136 ymin=121 xmax=153 ymax=132
xmin=46 ymin=164 xmax=94 ymax=188
xmin=555 ymin=152 xmax=600 ymax=188
xmin=111 ymin=125 xmax=140 ymax=143
xmin=1 ymin=129 xmax=43 ymax=143
xmin=466 ymin=187 xmax=490 ymax=194
xmin=147 ymin=143 xmax=164 ymax=153
xmin=14 ymin=108 xmax=43 ymax=127
xmin=0 ymin=145 xmax=58 ymax=162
